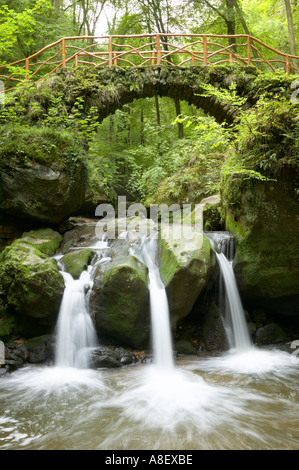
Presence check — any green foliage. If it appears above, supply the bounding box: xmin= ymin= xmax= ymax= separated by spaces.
xmin=0 ymin=124 xmax=86 ymax=166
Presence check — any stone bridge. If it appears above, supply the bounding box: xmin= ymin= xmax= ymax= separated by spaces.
xmin=23 ymin=64 xmax=296 ymax=127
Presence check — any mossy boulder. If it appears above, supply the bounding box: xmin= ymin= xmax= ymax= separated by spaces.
xmin=90 ymin=244 xmax=149 ymax=349
xmin=21 ymin=228 xmax=62 ymax=256
xmin=61 ymin=249 xmax=94 ymax=279
xmin=0 ymin=237 xmax=65 ymax=333
xmin=0 ymin=126 xmax=87 ymax=225
xmin=255 ymin=323 xmax=287 ymax=345
xmin=222 ymin=177 xmax=299 ymax=316
xmin=159 ymin=228 xmax=215 ymax=329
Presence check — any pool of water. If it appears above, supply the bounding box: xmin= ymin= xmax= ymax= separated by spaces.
xmin=0 ymin=348 xmax=298 ymax=450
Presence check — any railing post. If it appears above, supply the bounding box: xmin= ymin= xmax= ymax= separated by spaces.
xmin=156 ymin=34 xmax=161 ymax=64
xmin=286 ymin=56 xmax=290 ymax=76
xmin=108 ymin=36 xmax=113 ymax=66
xmin=247 ymin=36 xmax=252 ymax=66
xmin=25 ymin=58 xmax=30 ymax=80
xmin=191 ymin=52 xmax=195 ymax=66
xmin=203 ymin=35 xmax=208 ymax=65
xmin=113 ymin=52 xmax=117 ymax=66
xmin=229 ymin=53 xmax=233 ymax=65
xmin=151 ymin=51 xmax=156 ymax=65
xmin=62 ymin=38 xmax=66 ymax=68
xmin=75 ymin=54 xmax=79 ymax=68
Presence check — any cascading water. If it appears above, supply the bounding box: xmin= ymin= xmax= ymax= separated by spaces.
xmin=55 ymin=239 xmax=110 ymax=369
xmin=132 ymin=236 xmax=174 ymax=370
xmin=206 ymin=232 xmax=252 ymax=353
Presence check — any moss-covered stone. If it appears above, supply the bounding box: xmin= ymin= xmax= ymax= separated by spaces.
xmin=62 ymin=248 xmax=94 ymax=279
xmin=0 ymin=238 xmax=65 ymax=324
xmin=0 ymin=312 xmax=15 ymax=341
xmin=159 ymin=228 xmax=215 ymax=329
xmin=21 ymin=228 xmax=62 ymax=256
xmin=221 ymin=176 xmax=299 ymax=316
xmin=0 ymin=126 xmax=87 ymax=225
xmin=90 ymin=246 xmax=149 ymax=349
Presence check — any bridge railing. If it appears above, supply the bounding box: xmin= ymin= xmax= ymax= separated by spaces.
xmin=1 ymin=33 xmax=299 ymax=91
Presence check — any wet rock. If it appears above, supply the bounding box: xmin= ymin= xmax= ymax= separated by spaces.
xmin=159 ymin=228 xmax=215 ymax=330
xmin=90 ymin=245 xmax=149 ymax=349
xmin=0 ymin=127 xmax=87 ymax=225
xmin=255 ymin=323 xmax=287 ymax=345
xmin=21 ymin=228 xmax=62 ymax=257
xmin=0 ymin=237 xmax=65 ymax=326
xmin=174 ymin=338 xmax=198 ymax=355
xmin=90 ymin=346 xmax=138 ymax=369
xmin=222 ymin=179 xmax=299 ymax=317
xmin=61 ymin=249 xmax=94 ymax=279
xmin=24 ymin=334 xmax=54 ymax=363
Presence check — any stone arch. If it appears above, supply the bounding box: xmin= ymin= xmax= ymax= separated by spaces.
xmin=66 ymin=65 xmax=244 ymax=125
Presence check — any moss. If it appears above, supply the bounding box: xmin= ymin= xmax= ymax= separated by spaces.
xmin=21 ymin=228 xmax=62 ymax=257
xmin=221 ymin=176 xmax=299 ymax=309
xmin=92 ymin=253 xmax=149 ymax=349
xmin=0 ymin=125 xmax=86 ymax=166
xmin=0 ymin=237 xmax=65 ymax=321
xmin=0 ymin=312 xmax=15 ymax=341
xmin=62 ymin=248 xmax=94 ymax=279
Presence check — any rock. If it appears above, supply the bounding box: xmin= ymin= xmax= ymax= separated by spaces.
xmin=0 ymin=312 xmax=15 ymax=341
xmin=255 ymin=323 xmax=287 ymax=345
xmin=24 ymin=334 xmax=54 ymax=363
xmin=21 ymin=228 xmax=62 ymax=257
xmin=199 ymin=300 xmax=228 ymax=352
xmin=90 ymin=242 xmax=149 ymax=349
xmin=222 ymin=178 xmax=299 ymax=317
xmin=0 ymin=238 xmax=65 ymax=327
xmin=89 ymin=346 xmax=138 ymax=369
xmin=159 ymin=228 xmax=215 ymax=330
xmin=0 ymin=126 xmax=87 ymax=225
xmin=174 ymin=338 xmax=198 ymax=355
xmin=61 ymin=249 xmax=94 ymax=279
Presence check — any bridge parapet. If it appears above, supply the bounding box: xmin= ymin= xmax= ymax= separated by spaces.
xmin=1 ymin=33 xmax=299 ymax=92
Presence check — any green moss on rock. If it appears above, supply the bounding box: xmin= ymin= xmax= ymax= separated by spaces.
xmin=221 ymin=175 xmax=299 ymax=315
xmin=91 ymin=251 xmax=149 ymax=349
xmin=21 ymin=228 xmax=62 ymax=257
xmin=62 ymin=248 xmax=94 ymax=279
xmin=159 ymin=228 xmax=215 ymax=328
xmin=0 ymin=237 xmax=65 ymax=322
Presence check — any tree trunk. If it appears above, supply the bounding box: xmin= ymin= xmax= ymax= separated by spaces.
xmin=284 ymin=0 xmax=298 ymax=69
xmin=140 ymin=109 xmax=144 ymax=146
xmin=225 ymin=0 xmax=236 ymax=50
xmin=154 ymin=94 xmax=162 ymax=155
xmin=174 ymin=99 xmax=184 ymax=139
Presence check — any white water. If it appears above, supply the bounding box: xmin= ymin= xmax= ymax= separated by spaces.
xmin=206 ymin=232 xmax=252 ymax=353
xmin=216 ymin=252 xmax=252 ymax=352
xmin=55 ymin=238 xmax=109 ymax=369
xmin=133 ymin=237 xmax=174 ymax=370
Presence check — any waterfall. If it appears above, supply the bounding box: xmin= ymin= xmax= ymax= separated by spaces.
xmin=132 ymin=236 xmax=174 ymax=370
xmin=207 ymin=232 xmax=252 ymax=353
xmin=55 ymin=239 xmax=109 ymax=369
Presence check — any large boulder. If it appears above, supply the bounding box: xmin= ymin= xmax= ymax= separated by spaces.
xmin=222 ymin=177 xmax=299 ymax=317
xmin=158 ymin=227 xmax=216 ymax=330
xmin=0 ymin=234 xmax=65 ymax=336
xmin=0 ymin=126 xmax=87 ymax=225
xmin=90 ymin=240 xmax=149 ymax=349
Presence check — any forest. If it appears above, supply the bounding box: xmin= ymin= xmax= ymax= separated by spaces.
xmin=0 ymin=0 xmax=298 ymax=207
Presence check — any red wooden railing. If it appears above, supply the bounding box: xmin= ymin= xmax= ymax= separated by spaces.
xmin=0 ymin=33 xmax=298 ymax=91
